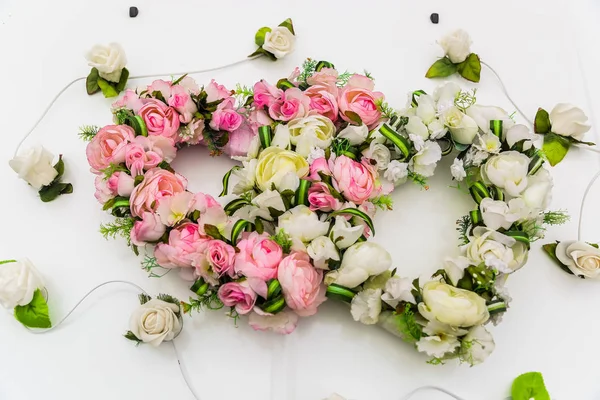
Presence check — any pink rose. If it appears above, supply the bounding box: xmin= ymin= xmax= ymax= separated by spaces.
xmin=268 ymin=88 xmax=310 ymax=121
xmin=308 ymin=182 xmax=341 ymax=212
xmin=223 ymin=123 xmax=256 ymax=157
xmin=248 ymin=309 xmax=298 ymax=334
xmin=331 ymin=155 xmax=374 ymax=204
xmin=138 ymin=99 xmax=181 ymax=141
xmin=205 ymin=79 xmax=231 ymax=103
xmin=218 ymin=282 xmax=257 ymax=315
xmin=129 ymin=168 xmax=187 ymax=217
xmin=168 ymin=85 xmax=198 ymax=124
xmin=307 ymin=157 xmax=332 ymax=181
xmin=112 ymin=89 xmax=144 ymax=113
xmin=86 ymin=124 xmax=135 ymax=173
xmin=278 ymin=252 xmax=326 ymax=317
xmin=253 ymin=80 xmax=283 ymax=108
xmin=205 ymin=240 xmax=236 ymax=277
xmin=338 ymin=74 xmax=384 ymax=128
xmin=154 ymin=222 xmax=209 ymax=268
xmin=209 ymin=98 xmax=243 ymax=132
xmin=131 ymin=212 xmax=166 ymax=246
xmin=235 ymin=232 xmax=283 ymax=281
xmin=147 ymin=79 xmax=172 ymax=100
xmin=305 ymin=84 xmax=339 ymax=122
xmin=307 ymin=67 xmax=339 ymax=89
xmin=124 ymin=142 xmax=163 ymax=177
xmin=94 ymin=172 xmax=134 ymax=204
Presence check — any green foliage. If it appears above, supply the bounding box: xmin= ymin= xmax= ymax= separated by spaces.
xmin=86 ymin=68 xmax=100 ymax=95
xmin=78 ymin=125 xmax=100 ymax=141
xmin=234 ymin=83 xmax=254 ymax=106
xmin=138 ymin=293 xmax=151 ymax=305
xmin=298 ymin=59 xmax=319 ymax=85
xmin=396 ymin=304 xmax=422 ymax=343
xmin=426 ymin=357 xmax=445 ymax=365
xmin=376 ymin=98 xmax=397 ymax=120
xmin=271 ymin=230 xmax=293 ymax=254
xmin=331 ymin=138 xmax=355 ymax=157
xmin=511 ymin=372 xmax=550 ymax=400
xmin=371 ymin=195 xmax=394 ymax=211
xmin=543 ymin=210 xmax=570 ymax=225
xmin=425 ymin=57 xmax=457 ymax=79
xmin=97 ymin=77 xmax=119 ymax=98
xmin=456 ymin=215 xmax=471 ymax=246
xmin=542 ymin=242 xmax=576 ymax=276
xmin=454 ymin=89 xmax=477 ymax=113
xmin=408 ymin=171 xmax=428 ymax=189
xmin=141 ymin=256 xmax=170 ymax=278
xmin=157 ymin=293 xmax=181 ymax=310
xmin=14 ymin=289 xmax=51 ymax=328
xmin=182 ymin=290 xmax=224 ymax=314
xmin=534 ymin=108 xmax=551 ymax=134
xmin=336 ymin=71 xmax=353 ymax=87
xmin=456 ymin=53 xmax=481 ymax=82
xmin=100 ymin=217 xmax=135 ymax=246
xmin=124 ymin=331 xmax=142 ymax=345
xmin=543 ymin=132 xmax=570 ymax=166
xmin=101 ymin=163 xmax=128 ymax=179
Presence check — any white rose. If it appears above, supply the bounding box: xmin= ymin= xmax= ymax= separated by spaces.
xmin=417 ymin=335 xmax=460 ymax=358
xmin=362 ymin=142 xmax=391 ymax=170
xmin=555 ymin=241 xmax=600 ymax=279
xmin=0 ymin=259 xmax=44 ymax=309
xmin=329 ymin=216 xmax=364 ymax=249
xmin=288 ymin=115 xmax=336 ymax=157
xmin=233 ymin=159 xmax=258 ymax=194
xmin=479 ymin=198 xmax=521 ymax=231
xmin=519 ymin=168 xmax=552 ymax=212
xmin=438 ymin=29 xmax=472 ymax=64
xmin=549 ymin=103 xmax=591 ymax=140
xmin=381 ymin=276 xmax=415 ymax=308
xmin=461 ymin=325 xmax=495 ymax=365
xmin=433 ymin=82 xmax=461 ymax=112
xmin=428 ymin=119 xmax=448 ymax=140
xmin=463 ymin=227 xmax=528 ymax=273
xmin=129 ymin=299 xmax=182 ymax=347
xmin=405 ymin=116 xmax=429 ymax=139
xmin=481 ymin=151 xmax=530 ymax=196
xmin=443 ymin=256 xmax=471 ymax=286
xmin=416 ymin=95 xmax=437 ymax=125
xmin=450 ymin=158 xmax=466 ymax=181
xmin=506 ymin=124 xmax=538 ymax=150
xmin=9 ymin=146 xmax=58 ymax=190
xmin=384 ymin=160 xmax=409 ymax=184
xmin=474 ymin=132 xmax=502 ymax=154
xmin=307 ymin=236 xmax=340 ymax=269
xmin=262 ymin=26 xmax=296 ymax=59
xmin=351 ymin=288 xmax=382 ymax=325
xmin=325 ymin=242 xmax=392 ymax=288
xmin=86 ymin=43 xmax=127 ymax=83
xmin=337 ymin=123 xmax=369 ymax=145
xmin=418 ymin=281 xmax=489 ymax=327
xmin=466 ymin=105 xmax=513 ymax=135
xmin=442 ymin=106 xmax=478 ymax=145
xmin=409 ymin=141 xmax=442 ymax=177
xmin=278 ymin=205 xmax=329 ymax=243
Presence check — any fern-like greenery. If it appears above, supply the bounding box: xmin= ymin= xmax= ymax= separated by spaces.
xmin=456 ymin=215 xmax=471 ymax=245
xmin=371 ymin=195 xmax=394 ymax=211
xmin=543 ymin=210 xmax=570 ymax=225
xmin=141 ymin=255 xmax=170 ymax=278
xmin=271 ymin=230 xmax=293 ymax=254
xmin=376 ymin=99 xmax=397 ymax=120
xmin=297 ymin=59 xmax=319 ymax=84
xmin=454 ymin=89 xmax=477 ymax=113
xmin=408 ymin=171 xmax=428 ymax=189
xmin=396 ymin=304 xmax=423 ymax=343
xmin=181 ymin=290 xmax=224 ymax=314
xmin=336 ymin=71 xmax=353 ymax=87
xmin=100 ymin=163 xmax=128 ymax=180
xmin=100 ymin=217 xmax=135 ymax=246
xmin=78 ymin=125 xmax=100 ymax=141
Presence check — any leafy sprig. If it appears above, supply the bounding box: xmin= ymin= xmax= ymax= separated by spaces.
xmin=371 ymin=195 xmax=394 ymax=211
xmin=408 ymin=171 xmax=428 ymax=189
xmin=141 ymin=255 xmax=170 ymax=278
xmin=124 ymin=331 xmax=142 ymax=345
xmin=376 ymin=98 xmax=397 ymax=120
xmin=100 ymin=163 xmax=128 ymax=179
xmin=298 ymin=59 xmax=319 ymax=85
xmin=100 ymin=217 xmax=135 ymax=246
xmin=395 ymin=304 xmax=422 ymax=343
xmin=336 ymin=71 xmax=353 ymax=87
xmin=456 ymin=215 xmax=471 ymax=246
xmin=543 ymin=210 xmax=570 ymax=225
xmin=182 ymin=290 xmax=224 ymax=314
xmin=78 ymin=125 xmax=100 ymax=141
xmin=454 ymin=89 xmax=477 ymax=113
xmin=271 ymin=230 xmax=293 ymax=254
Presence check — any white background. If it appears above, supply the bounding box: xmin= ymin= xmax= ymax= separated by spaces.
xmin=1 ymin=0 xmax=600 ymax=399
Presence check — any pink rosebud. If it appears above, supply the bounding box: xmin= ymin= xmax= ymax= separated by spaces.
xmin=94 ymin=175 xmax=115 ymax=204
xmin=305 ymin=84 xmax=339 ymax=122
xmin=248 ymin=309 xmax=298 ymax=334
xmin=331 ymin=155 xmax=374 ymax=204
xmin=218 ymin=282 xmax=257 ymax=315
xmin=168 ymin=85 xmax=198 ymax=124
xmin=268 ymin=88 xmax=310 ymax=121
xmin=94 ymin=171 xmax=135 ymax=204
xmin=191 ymin=192 xmax=221 ymax=212
xmin=223 ymin=123 xmax=256 ymax=158
xmin=147 ymin=79 xmax=173 ymax=100
xmin=209 ymin=98 xmax=243 ymax=132
xmin=308 ymin=182 xmax=341 ymax=212
xmin=154 ymin=222 xmax=209 ymax=268
xmin=129 ymin=168 xmax=187 ymax=217
xmin=253 ymin=80 xmax=283 ymax=108
xmin=112 ymin=89 xmax=144 ymax=113
xmin=178 ymin=76 xmax=201 ymax=95
xmin=131 ymin=212 xmax=167 ymax=246
xmin=307 ymin=67 xmax=339 ymax=88
xmin=247 ymin=109 xmax=273 ymax=135
xmin=138 ymin=99 xmax=181 ymax=142
xmin=86 ymin=125 xmax=135 ymax=173
xmin=288 ymin=67 xmax=301 ymax=82
xmin=124 ymin=142 xmax=163 ymax=177
xmin=307 ymin=157 xmax=332 ymax=181
xmin=235 ymin=232 xmax=283 ymax=281
xmin=205 ymin=79 xmax=231 ymax=103
xmin=205 ymin=240 xmax=236 ymax=277
xmin=278 ymin=252 xmax=326 ymax=317
xmin=338 ymin=74 xmax=384 ymax=128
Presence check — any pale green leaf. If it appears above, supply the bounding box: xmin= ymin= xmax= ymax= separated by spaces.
xmin=14 ymin=289 xmax=51 ymax=329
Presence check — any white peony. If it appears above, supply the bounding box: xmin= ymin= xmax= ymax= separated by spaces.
xmin=278 ymin=205 xmax=329 ymax=243
xmin=463 ymin=227 xmax=528 ymax=273
xmin=481 ymin=151 xmax=530 ymax=196
xmin=307 ymin=236 xmax=340 ymax=270
xmin=438 ymin=29 xmax=472 ymax=64
xmin=254 ymin=147 xmax=309 ymax=191
xmin=418 ymin=281 xmax=489 ymax=327
xmin=287 ymin=115 xmax=336 ymax=157
xmin=337 ymin=124 xmax=369 ymax=145
xmin=325 ymin=242 xmax=392 ymax=288
xmin=262 ymin=27 xmax=296 ymax=59
xmin=329 ymin=216 xmax=364 ymax=249
xmin=86 ymin=43 xmax=127 ymax=83
xmin=549 ymin=103 xmax=591 ymax=140
xmin=350 ymin=288 xmax=383 ymax=325
xmin=405 ymin=116 xmax=430 ymax=139
xmin=384 ymin=160 xmax=409 ymax=184
xmin=129 ymin=299 xmax=182 ymax=347
xmin=555 ymin=241 xmax=600 ymax=279
xmin=506 ymin=124 xmax=538 ymax=150
xmin=0 ymin=259 xmax=44 ymax=309
xmin=466 ymin=105 xmax=513 ymax=135
xmin=443 ymin=256 xmax=471 ymax=286
xmin=416 ymin=335 xmax=460 ymax=358
xmin=381 ymin=276 xmax=415 ymax=308
xmin=362 ymin=142 xmax=391 ymax=170
xmin=409 ymin=141 xmax=442 ymax=177
xmin=9 ymin=146 xmax=58 ymax=190
xmin=519 ymin=168 xmax=552 ymax=212
xmin=450 ymin=158 xmax=466 ymax=181
xmin=461 ymin=325 xmax=495 ymax=365
xmin=442 ymin=106 xmax=479 ymax=145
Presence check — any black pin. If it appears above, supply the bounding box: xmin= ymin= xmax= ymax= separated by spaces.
xmin=430 ymin=13 xmax=439 ymax=24
xmin=129 ymin=6 xmax=139 ymax=18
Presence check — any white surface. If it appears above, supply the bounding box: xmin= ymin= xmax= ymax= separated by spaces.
xmin=1 ymin=1 xmax=600 ymax=399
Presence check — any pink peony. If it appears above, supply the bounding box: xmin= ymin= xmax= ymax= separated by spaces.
xmin=138 ymin=99 xmax=181 ymax=142
xmin=218 ymin=282 xmax=257 ymax=315
xmin=124 ymin=142 xmax=163 ymax=177
xmin=205 ymin=79 xmax=230 ymax=103
xmin=338 ymin=74 xmax=384 ymax=128
xmin=131 ymin=212 xmax=166 ymax=246
xmin=248 ymin=309 xmax=298 ymax=334
xmin=223 ymin=123 xmax=256 ymax=157
xmin=308 ymin=182 xmax=342 ymax=212
xmin=307 ymin=67 xmax=339 ymax=89
xmin=305 ymin=84 xmax=339 ymax=122
xmin=168 ymin=85 xmax=197 ymax=124
xmin=307 ymin=157 xmax=332 ymax=181
xmin=147 ymin=79 xmax=172 ymax=100
xmin=277 ymin=252 xmax=326 ymax=317
xmin=235 ymin=232 xmax=283 ymax=281
xmin=331 ymin=155 xmax=374 ymax=204
xmin=268 ymin=87 xmax=310 ymax=121
xmin=154 ymin=222 xmax=209 ymax=268
xmin=253 ymin=80 xmax=283 ymax=108
xmin=129 ymin=168 xmax=187 ymax=217
xmin=205 ymin=240 xmax=236 ymax=277
xmin=209 ymin=98 xmax=243 ymax=132
xmin=86 ymin=124 xmax=135 ymax=173
xmin=112 ymin=89 xmax=144 ymax=113
xmin=93 ymin=172 xmax=134 ymax=204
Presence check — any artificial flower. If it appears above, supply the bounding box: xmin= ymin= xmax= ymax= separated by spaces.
xmin=0 ymin=259 xmax=44 ymax=310
xmin=461 ymin=325 xmax=495 ymax=365
xmin=308 ymin=182 xmax=342 ymax=213
xmin=363 ymin=142 xmax=391 ymax=170
xmin=519 ymin=168 xmax=552 ymax=212
xmin=442 ymin=256 xmax=471 ymax=286
xmin=129 ymin=168 xmax=187 ymax=217
xmin=338 ymin=74 xmax=384 ymax=128
xmin=138 ymin=99 xmax=181 ymax=142
xmin=463 ymin=227 xmax=528 ymax=273
xmin=86 ymin=43 xmax=127 ymax=82
xmin=450 ymin=158 xmax=466 ymax=181
xmin=337 ymin=123 xmax=369 ymax=145
xmin=262 ymin=26 xmax=296 ymax=59
xmin=325 ymin=242 xmax=392 ymax=288
xmin=438 ymin=29 xmax=472 ymax=63
xmin=154 ymin=222 xmax=208 ymax=269
xmin=332 ymin=155 xmax=375 ymax=204
xmin=351 ymin=288 xmax=383 ymax=325
xmin=131 ymin=212 xmax=167 ymax=246
xmin=278 ymin=252 xmax=326 ymax=316
xmin=409 ymin=140 xmax=442 ymax=177
xmin=235 ymin=232 xmax=282 ymax=281
xmin=466 ymin=105 xmax=513 ymax=135
xmin=287 ymin=115 xmax=336 ymax=157
xmin=555 ymin=241 xmax=600 ymax=279
xmin=479 ymin=198 xmax=522 ymax=231
xmin=278 ymin=205 xmax=330 ymax=243
xmin=248 ymin=309 xmax=298 ymax=334
xmin=380 ymin=276 xmax=415 ymax=308
xmin=218 ymin=282 xmax=257 ymax=315
xmin=307 ymin=236 xmax=340 ymax=269
xmin=549 ymin=103 xmax=591 ymax=140
xmin=329 ymin=216 xmax=364 ymax=249
xmin=254 ymin=147 xmax=309 ymax=191
xmin=481 ymin=151 xmax=530 ymax=196
xmin=384 ymin=160 xmax=409 ymax=184
xmin=442 ymin=106 xmax=478 ymax=145
xmin=416 ymin=335 xmax=460 ymax=358
xmin=405 ymin=116 xmax=430 ymax=139
xmin=128 ymin=299 xmax=182 ymax=347
xmin=9 ymin=146 xmax=58 ymax=190
xmin=86 ymin=124 xmax=135 ymax=173
xmin=418 ymin=281 xmax=489 ymax=327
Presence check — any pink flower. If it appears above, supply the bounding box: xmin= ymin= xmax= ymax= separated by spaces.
xmin=308 ymin=182 xmax=341 ymax=212
xmin=138 ymin=99 xmax=181 ymax=142
xmin=307 ymin=157 xmax=332 ymax=181
xmin=235 ymin=232 xmax=283 ymax=281
xmin=288 ymin=67 xmax=301 ymax=83
xmin=218 ymin=282 xmax=257 ymax=315
xmin=86 ymin=124 xmax=135 ymax=173
xmin=205 ymin=240 xmax=236 ymax=277
xmin=131 ymin=212 xmax=166 ymax=246
xmin=223 ymin=123 xmax=256 ymax=157
xmin=147 ymin=79 xmax=172 ymax=100
xmin=253 ymin=80 xmax=283 ymax=108
xmin=156 ymin=191 xmax=194 ymax=226
xmin=191 ymin=192 xmax=228 ymax=233
xmin=305 ymin=84 xmax=339 ymax=121
xmin=331 ymin=155 xmax=374 ymax=204
xmin=179 ymin=118 xmax=205 ymax=145
xmin=129 ymin=168 xmax=187 ymax=217
xmin=124 ymin=142 xmax=163 ymax=177
xmin=154 ymin=222 xmax=209 ymax=268
xmin=178 ymin=76 xmax=201 ymax=95
xmin=168 ymin=85 xmax=197 ymax=124
xmin=307 ymin=67 xmax=339 ymax=88
xmin=338 ymin=74 xmax=384 ymax=128
xmin=247 ymin=109 xmax=273 ymax=135
xmin=143 ymin=136 xmax=177 ymax=163
xmin=191 ymin=192 xmax=221 ymax=212
xmin=268 ymin=88 xmax=310 ymax=121
xmin=278 ymin=252 xmax=326 ymax=317
xmin=209 ymin=98 xmax=243 ymax=132
xmin=205 ymin=79 xmax=231 ymax=103
xmin=248 ymin=309 xmax=298 ymax=334
xmin=93 ymin=172 xmax=134 ymax=204
xmin=358 ymin=201 xmax=377 ymax=238
xmin=112 ymin=89 xmax=144 ymax=113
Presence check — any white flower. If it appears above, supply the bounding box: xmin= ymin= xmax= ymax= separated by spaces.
xmin=409 ymin=141 xmax=442 ymax=177
xmin=307 ymin=236 xmax=340 ymax=269
xmin=474 ymin=133 xmax=502 ymax=154
xmin=463 ymin=147 xmax=488 ymax=167
xmin=463 ymin=227 xmax=528 ymax=273
xmin=433 ymin=82 xmax=461 ymax=112
xmin=423 ymin=319 xmax=468 ymax=337
xmin=262 ymin=26 xmax=296 ymax=59
xmin=408 ymin=134 xmax=425 ymax=152
xmin=381 ymin=277 xmax=415 ymax=308
xmin=384 ymin=160 xmax=409 ymax=184
xmin=549 ymin=103 xmax=591 ymax=140
xmin=288 ymin=115 xmax=336 ymax=157
xmin=86 ymin=43 xmax=127 ymax=83
xmin=481 ymin=151 xmax=530 ymax=196
xmin=443 ymin=256 xmax=471 ymax=286
xmin=337 ymin=123 xmax=369 ymax=145
xmin=438 ymin=29 xmax=472 ymax=64
xmin=129 ymin=299 xmax=182 ymax=347
xmin=555 ymin=241 xmax=600 ymax=279
xmin=418 ymin=281 xmax=489 ymax=327
xmin=307 ymin=147 xmax=325 ymax=164
xmin=9 ymin=146 xmax=58 ymax=190
xmin=156 ymin=192 xmax=194 ymax=226
xmin=232 ymin=135 xmax=261 ymax=162
xmin=519 ymin=168 xmax=552 ymax=212
xmin=506 ymin=124 xmax=538 ymax=150
xmin=450 ymin=158 xmax=466 ymax=181
xmin=278 ymin=205 xmax=330 ymax=243
xmin=416 ymin=95 xmax=437 ymax=125
xmin=254 ymin=147 xmax=309 ymax=191
xmin=271 ymin=124 xmax=291 ymax=149
xmin=417 ymin=335 xmax=460 ymax=358
xmin=405 ymin=116 xmax=429 ymax=139
xmin=466 ymin=105 xmax=513 ymax=135
xmin=236 ymin=189 xmax=286 ymax=222
xmin=479 ymin=198 xmax=521 ymax=231
xmin=0 ymin=259 xmax=44 ymax=309
xmin=329 ymin=216 xmax=364 ymax=249
xmin=442 ymin=106 xmax=478 ymax=145
xmin=461 ymin=325 xmax=495 ymax=365
xmin=351 ymin=288 xmax=383 ymax=325
xmin=362 ymin=142 xmax=391 ymax=170
xmin=428 ymin=119 xmax=448 ymax=140
xmin=233 ymin=159 xmax=258 ymax=194
xmin=325 ymin=242 xmax=392 ymax=288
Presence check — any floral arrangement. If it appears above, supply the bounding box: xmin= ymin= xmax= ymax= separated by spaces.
xmin=85 ymin=43 xmax=130 ymax=98
xmin=426 ymin=29 xmax=481 ymax=82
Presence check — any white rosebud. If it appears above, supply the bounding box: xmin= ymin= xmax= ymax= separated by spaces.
xmin=549 ymin=103 xmax=591 ymax=140
xmin=443 ymin=256 xmax=471 ymax=286
xmin=0 ymin=259 xmax=44 ymax=309
xmin=278 ymin=205 xmax=330 ymax=243
xmin=409 ymin=141 xmax=442 ymax=177
xmin=518 ymin=168 xmax=553 ymax=213
xmin=362 ymin=141 xmax=391 ymax=170
xmin=416 ymin=335 xmax=460 ymax=358
xmin=433 ymin=82 xmax=461 ymax=113
xmin=506 ymin=124 xmax=538 ymax=150
xmin=337 ymin=124 xmax=369 ymax=145
xmin=428 ymin=119 xmax=448 ymax=140
xmin=405 ymin=116 xmax=430 ymax=139
xmin=442 ymin=106 xmax=479 ymax=145
xmin=450 ymin=158 xmax=466 ymax=181
xmin=384 ymin=160 xmax=409 ymax=184
xmin=330 ymin=216 xmax=364 ymax=249
xmin=474 ymin=133 xmax=502 ymax=154
xmin=481 ymin=151 xmax=530 ymax=196
xmin=438 ymin=29 xmax=472 ymax=64
xmin=418 ymin=281 xmax=489 ymax=327
xmin=381 ymin=276 xmax=415 ymax=308
xmin=86 ymin=43 xmax=127 ymax=83
xmin=461 ymin=325 xmax=495 ymax=365
xmin=325 ymin=242 xmax=392 ymax=288
xmin=463 ymin=227 xmax=528 ymax=273
xmin=129 ymin=299 xmax=182 ymax=347
xmin=466 ymin=105 xmax=514 ymax=135
xmin=555 ymin=241 xmax=600 ymax=279
xmin=9 ymin=146 xmax=58 ymax=190
xmin=288 ymin=115 xmax=336 ymax=157
xmin=351 ymin=288 xmax=383 ymax=325
xmin=307 ymin=236 xmax=340 ymax=269
xmin=262 ymin=26 xmax=296 ymax=59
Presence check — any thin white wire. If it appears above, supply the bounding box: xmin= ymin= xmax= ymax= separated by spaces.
xmin=578 ymin=169 xmax=600 ymax=241
xmin=398 ymin=385 xmax=467 ymax=400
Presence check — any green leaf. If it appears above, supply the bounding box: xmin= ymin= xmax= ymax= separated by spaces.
xmin=116 ymin=68 xmax=129 ymax=93
xmin=53 ymin=155 xmax=65 ymax=179
xmin=511 ymin=372 xmax=550 ymax=400
xmin=39 ymin=182 xmax=73 ymax=202
xmin=230 ymin=219 xmax=252 ymax=245
xmin=97 ymin=78 xmax=119 ymax=98
xmin=425 ymin=57 xmax=457 ymax=79
xmin=0 ymin=260 xmax=16 ymax=265
xmin=255 ymin=27 xmax=271 ymax=46
xmin=14 ymin=289 xmax=51 ymax=329
xmin=219 ymin=166 xmax=241 ymax=197
xmin=534 ymin=108 xmax=551 ymax=134
xmin=278 ymin=18 xmax=295 ymax=35
xmin=86 ymin=68 xmax=100 ymax=95
xmin=543 ymin=242 xmax=576 ymax=276
xmin=138 ymin=293 xmax=152 ymax=305
xmin=543 ymin=132 xmax=571 ymax=166
xmin=124 ymin=331 xmax=142 ymax=344
xmin=204 ymin=224 xmax=225 ymax=241
xmin=456 ymin=53 xmax=481 ymax=83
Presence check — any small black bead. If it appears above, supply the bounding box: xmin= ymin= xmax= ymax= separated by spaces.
xmin=430 ymin=13 xmax=439 ymax=24
xmin=129 ymin=6 xmax=139 ymax=18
